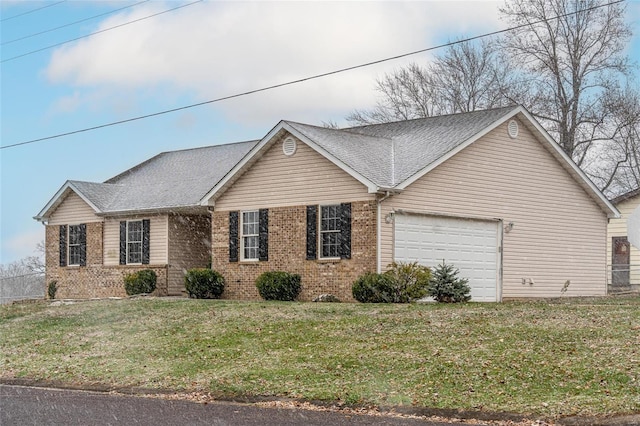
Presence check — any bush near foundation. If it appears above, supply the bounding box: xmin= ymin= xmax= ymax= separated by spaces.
xmin=255 ymin=271 xmax=301 ymax=301
xmin=124 ymin=269 xmax=157 ymax=296
xmin=352 ymin=272 xmax=394 ymax=303
xmin=352 ymin=262 xmax=431 ymax=303
xmin=427 ymin=261 xmax=471 ymax=303
xmin=185 ymin=268 xmax=225 ymax=299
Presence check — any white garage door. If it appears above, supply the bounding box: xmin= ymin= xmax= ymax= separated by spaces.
xmin=394 ymin=214 xmax=500 ymax=302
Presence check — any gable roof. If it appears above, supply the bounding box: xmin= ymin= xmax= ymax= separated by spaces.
xmin=35 ymin=140 xmax=257 ymax=221
xmin=611 ymin=187 xmax=640 ymax=205
xmin=36 ymin=105 xmax=619 ymax=222
xmin=200 ymin=105 xmax=618 ymax=218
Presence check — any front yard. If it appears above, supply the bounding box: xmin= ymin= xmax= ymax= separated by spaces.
xmin=1 ymin=297 xmax=638 ymax=419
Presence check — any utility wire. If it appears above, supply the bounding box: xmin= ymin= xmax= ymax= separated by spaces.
xmin=1 ymin=0 xmax=66 ymax=22
xmin=1 ymin=0 xmax=202 ymax=63
xmin=0 ymin=0 xmax=626 ymax=150
xmin=1 ymin=1 xmax=150 ymax=46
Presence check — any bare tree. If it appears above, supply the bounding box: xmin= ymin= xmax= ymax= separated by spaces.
xmin=499 ymin=0 xmax=634 ymax=191
xmin=347 ymin=40 xmax=513 ymax=125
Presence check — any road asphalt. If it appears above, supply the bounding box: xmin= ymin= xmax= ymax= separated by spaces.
xmin=0 ymin=384 xmax=480 ymax=426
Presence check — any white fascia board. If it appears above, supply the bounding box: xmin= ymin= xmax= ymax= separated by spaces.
xmin=396 ymin=107 xmax=520 ymax=191
xmin=199 ymin=121 xmax=380 ymax=205
xmin=34 ymin=181 xmax=102 ymax=222
xmin=515 ymin=108 xmax=620 ymax=219
xmin=283 ymin=124 xmax=380 ymax=193
xmin=199 ymin=121 xmax=287 ymax=206
xmin=395 ymin=105 xmax=619 ymax=219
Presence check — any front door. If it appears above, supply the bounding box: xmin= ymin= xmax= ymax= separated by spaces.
xmin=612 ymin=236 xmax=630 ymax=287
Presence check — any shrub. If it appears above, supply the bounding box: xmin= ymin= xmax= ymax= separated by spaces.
xmin=383 ymin=261 xmax=431 ymax=302
xmin=124 ymin=269 xmax=157 ymax=296
xmin=427 ymin=261 xmax=471 ymax=303
xmin=352 ymin=272 xmax=394 ymax=303
xmin=255 ymin=271 xmax=301 ymax=301
xmin=184 ymin=268 xmax=225 ymax=299
xmin=47 ymin=280 xmax=58 ymax=300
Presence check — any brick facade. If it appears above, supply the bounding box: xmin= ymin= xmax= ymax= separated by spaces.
xmin=167 ymin=213 xmax=211 ymax=295
xmin=45 ymin=216 xmax=212 ymax=299
xmin=212 ymin=200 xmax=377 ymax=301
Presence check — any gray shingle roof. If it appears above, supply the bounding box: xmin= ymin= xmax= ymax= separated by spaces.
xmin=102 ymin=140 xmax=258 ymax=212
xmin=60 ymin=141 xmax=257 ymax=215
xmin=287 ymin=106 xmax=518 ymax=187
xmin=40 ymin=106 xmax=538 ymax=218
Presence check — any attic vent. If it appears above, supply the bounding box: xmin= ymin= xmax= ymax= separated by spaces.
xmin=283 ymin=137 xmax=297 ymax=156
xmin=508 ymin=120 xmax=519 ymax=139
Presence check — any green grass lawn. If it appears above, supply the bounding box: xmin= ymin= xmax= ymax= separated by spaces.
xmin=1 ymin=297 xmax=639 ymax=418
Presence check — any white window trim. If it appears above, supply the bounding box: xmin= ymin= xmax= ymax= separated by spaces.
xmin=126 ymin=220 xmax=143 ymax=265
xmin=67 ymin=224 xmax=82 ymax=267
xmin=240 ymin=210 xmax=259 ymax=262
xmin=319 ymin=204 xmax=341 ymax=260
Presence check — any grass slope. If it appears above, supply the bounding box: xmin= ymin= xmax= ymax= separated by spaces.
xmin=1 ymin=297 xmax=639 ymax=417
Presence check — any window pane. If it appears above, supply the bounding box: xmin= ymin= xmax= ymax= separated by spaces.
xmin=68 ymin=225 xmax=82 ymax=265
xmin=243 ymin=235 xmax=258 ymax=260
xmin=320 ymin=205 xmax=340 ymax=257
xmin=127 ymin=221 xmax=143 ymax=263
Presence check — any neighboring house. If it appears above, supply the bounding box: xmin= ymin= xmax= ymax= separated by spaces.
xmin=35 ymin=141 xmax=257 ymax=298
xmin=607 ymin=188 xmax=640 ymax=293
xmin=36 ymin=105 xmax=618 ymax=301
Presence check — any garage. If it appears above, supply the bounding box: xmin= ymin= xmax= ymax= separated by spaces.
xmin=394 ymin=213 xmax=501 ymax=302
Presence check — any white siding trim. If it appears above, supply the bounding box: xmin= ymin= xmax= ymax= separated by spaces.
xmin=35 ymin=181 xmax=101 ymax=221
xmin=200 ymin=121 xmax=379 ymax=206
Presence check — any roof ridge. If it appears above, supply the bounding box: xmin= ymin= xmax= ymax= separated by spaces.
xmin=344 ymin=104 xmax=519 ymax=132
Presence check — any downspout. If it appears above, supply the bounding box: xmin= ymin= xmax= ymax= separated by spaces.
xmin=377 ymin=191 xmax=393 ymax=273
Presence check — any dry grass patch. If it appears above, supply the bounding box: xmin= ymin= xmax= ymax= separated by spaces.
xmin=1 ymin=297 xmax=639 ymax=418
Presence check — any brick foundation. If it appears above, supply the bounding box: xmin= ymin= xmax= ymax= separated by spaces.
xmin=212 ymin=201 xmax=377 ymax=301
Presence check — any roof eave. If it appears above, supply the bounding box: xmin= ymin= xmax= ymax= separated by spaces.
xmin=394 ymin=106 xmax=619 ymax=219
xmin=34 ymin=181 xmax=103 ymax=222
xmin=199 ymin=121 xmax=380 ymax=205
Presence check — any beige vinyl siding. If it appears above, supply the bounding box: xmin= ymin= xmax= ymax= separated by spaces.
xmin=607 ymin=195 xmax=640 ymax=286
xmin=103 ymin=215 xmax=168 ymax=265
xmin=215 ymin=135 xmax=374 ymax=211
xmin=380 ymin=118 xmax=608 ymax=298
xmin=48 ymin=192 xmax=102 ymax=225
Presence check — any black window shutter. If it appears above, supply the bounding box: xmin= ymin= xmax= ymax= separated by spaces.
xmin=229 ymin=211 xmax=239 ymax=262
xmin=119 ymin=221 xmax=127 ymax=265
xmin=306 ymin=205 xmax=317 ymax=260
xmin=339 ymin=203 xmax=352 ymax=259
xmin=142 ymin=219 xmax=150 ymax=265
xmin=59 ymin=225 xmax=67 ymax=267
xmin=258 ymin=209 xmax=268 ymax=261
xmin=79 ymin=224 xmax=87 ymax=266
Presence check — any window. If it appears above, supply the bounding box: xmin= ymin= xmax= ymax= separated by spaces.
xmin=241 ymin=210 xmax=259 ymax=260
xmin=59 ymin=224 xmax=86 ymax=267
xmin=127 ymin=220 xmax=143 ymax=264
xmin=119 ymin=219 xmax=150 ymax=265
xmin=229 ymin=209 xmax=268 ymax=262
xmin=68 ymin=225 xmax=83 ymax=266
xmin=306 ymin=203 xmax=351 ymax=261
xmin=320 ymin=205 xmax=340 ymax=258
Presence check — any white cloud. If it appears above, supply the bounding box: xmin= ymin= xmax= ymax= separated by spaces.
xmin=1 ymin=228 xmax=44 ymax=264
xmin=45 ymin=1 xmax=502 ymax=126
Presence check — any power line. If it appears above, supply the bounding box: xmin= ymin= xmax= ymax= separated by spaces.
xmin=0 ymin=0 xmax=626 ymax=150
xmin=1 ymin=0 xmax=203 ymax=63
xmin=1 ymin=1 xmax=150 ymax=46
xmin=1 ymin=0 xmax=66 ymax=22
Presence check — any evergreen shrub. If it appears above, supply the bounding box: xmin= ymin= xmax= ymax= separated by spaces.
xmin=427 ymin=261 xmax=471 ymax=303
xmin=255 ymin=271 xmax=301 ymax=301
xmin=184 ymin=268 xmax=225 ymax=299
xmin=124 ymin=269 xmax=157 ymax=296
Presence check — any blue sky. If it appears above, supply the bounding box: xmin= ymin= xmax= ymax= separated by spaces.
xmin=1 ymin=0 xmax=639 ymax=265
